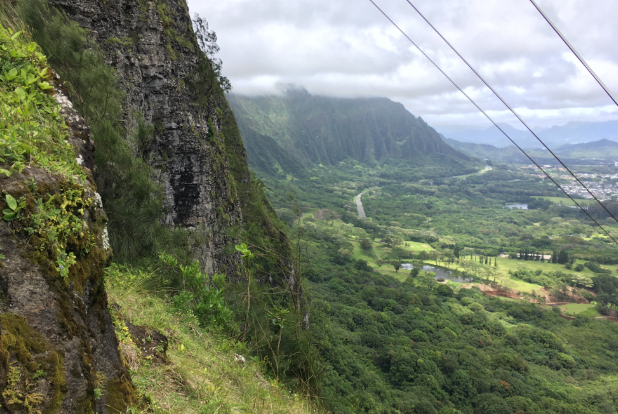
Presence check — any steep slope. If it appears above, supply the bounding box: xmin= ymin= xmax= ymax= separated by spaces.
xmin=43 ymin=0 xmax=242 ymax=276
xmin=0 ymin=26 xmax=135 ymax=412
xmin=32 ymin=0 xmax=292 ymax=282
xmin=229 ymin=88 xmax=467 ymax=169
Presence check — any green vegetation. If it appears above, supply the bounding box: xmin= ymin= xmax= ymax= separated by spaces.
xmin=5 ymin=0 xmax=618 ymax=412
xmin=229 ymin=91 xmax=474 ymax=173
xmin=532 ymin=196 xmax=594 ymax=207
xmin=105 ymin=264 xmax=317 ymax=413
xmin=0 ymin=25 xmax=76 ymax=179
xmin=253 ymin=150 xmax=618 ymax=413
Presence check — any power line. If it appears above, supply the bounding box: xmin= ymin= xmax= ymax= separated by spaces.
xmin=403 ymin=0 xmax=618 ymax=226
xmin=366 ymin=0 xmax=618 ymax=245
xmin=529 ymin=0 xmax=618 ymax=108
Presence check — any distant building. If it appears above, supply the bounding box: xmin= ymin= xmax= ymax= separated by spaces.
xmin=615 ymin=161 xmax=618 ymax=167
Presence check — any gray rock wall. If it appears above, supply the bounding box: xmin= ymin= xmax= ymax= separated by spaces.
xmin=49 ymin=0 xmax=243 ymax=276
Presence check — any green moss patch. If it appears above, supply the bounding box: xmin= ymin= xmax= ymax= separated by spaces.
xmin=0 ymin=313 xmax=66 ymax=413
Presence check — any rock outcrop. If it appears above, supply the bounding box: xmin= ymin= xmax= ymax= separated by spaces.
xmin=49 ymin=0 xmax=245 ymax=276
xmin=0 ymin=74 xmax=135 ymax=413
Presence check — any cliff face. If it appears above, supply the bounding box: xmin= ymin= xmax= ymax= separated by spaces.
xmin=48 ymin=0 xmax=245 ymax=276
xmin=229 ymin=89 xmax=469 ymax=169
xmin=0 ymin=53 xmax=135 ymax=412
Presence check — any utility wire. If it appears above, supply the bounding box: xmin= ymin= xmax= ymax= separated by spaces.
xmin=403 ymin=0 xmax=618 ymax=226
xmin=367 ymin=0 xmax=618 ymax=245
xmin=529 ymin=0 xmax=618 ymax=108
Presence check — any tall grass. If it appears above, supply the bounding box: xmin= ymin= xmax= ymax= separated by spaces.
xmin=106 ymin=264 xmax=322 ymax=413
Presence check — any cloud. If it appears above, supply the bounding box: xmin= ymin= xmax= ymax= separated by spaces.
xmin=187 ymin=0 xmax=618 ymax=129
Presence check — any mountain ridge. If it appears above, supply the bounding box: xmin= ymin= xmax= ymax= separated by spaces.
xmin=229 ymin=89 xmax=469 ymax=175
xmin=439 ymin=120 xmax=618 ymax=149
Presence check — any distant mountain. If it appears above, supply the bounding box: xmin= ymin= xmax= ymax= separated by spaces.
xmin=439 ymin=120 xmax=618 ymax=149
xmin=440 ymin=124 xmax=531 ymax=148
xmin=444 ymin=139 xmax=529 ymax=163
xmin=554 ymin=139 xmax=618 ymax=159
xmin=229 ymin=89 xmax=468 ymax=175
xmin=539 ymin=121 xmax=618 ymax=146
xmin=445 ymin=138 xmax=618 ymax=164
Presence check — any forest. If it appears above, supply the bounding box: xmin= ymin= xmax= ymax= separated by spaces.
xmin=260 ymin=157 xmax=618 ymax=413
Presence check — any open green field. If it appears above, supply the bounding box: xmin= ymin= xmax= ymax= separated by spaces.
xmin=350 ymin=240 xmax=411 ymax=281
xmin=451 ymin=165 xmax=492 ymax=180
xmin=540 ymin=303 xmax=600 ymax=317
xmin=307 ymin=215 xmax=617 ymax=298
xmin=403 ymin=241 xmax=434 ymax=252
xmin=560 ymin=303 xmax=599 ymax=316
xmin=494 ymin=256 xmax=617 ymax=279
xmin=532 ymin=196 xmax=594 ymax=206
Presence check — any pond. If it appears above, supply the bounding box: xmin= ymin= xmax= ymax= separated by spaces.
xmin=400 ymin=264 xmax=474 ymax=283
xmin=505 ymin=203 xmax=528 ymax=210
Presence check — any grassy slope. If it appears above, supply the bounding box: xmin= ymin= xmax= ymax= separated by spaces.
xmin=105 ymin=265 xmax=318 ymax=414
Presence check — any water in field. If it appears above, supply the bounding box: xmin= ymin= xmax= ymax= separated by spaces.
xmin=505 ymin=203 xmax=528 ymax=210
xmin=400 ymin=264 xmax=474 ymax=283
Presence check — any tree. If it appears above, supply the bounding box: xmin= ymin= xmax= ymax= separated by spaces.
xmin=391 ymin=246 xmax=407 ymax=260
xmin=393 ymin=261 xmax=401 ymax=273
xmin=410 ymin=267 xmax=420 ymax=277
xmin=193 ymin=14 xmax=232 ymax=93
xmin=337 ymin=248 xmax=352 ymax=260
xmin=360 ymin=238 xmax=372 ymax=251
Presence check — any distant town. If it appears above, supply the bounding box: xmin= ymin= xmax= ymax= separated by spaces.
xmin=519 ymin=164 xmax=618 ymax=201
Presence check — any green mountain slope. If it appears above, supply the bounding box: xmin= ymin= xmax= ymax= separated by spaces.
xmin=229 ymin=88 xmax=468 ymax=172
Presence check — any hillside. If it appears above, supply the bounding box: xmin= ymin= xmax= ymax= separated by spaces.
xmin=229 ymin=88 xmax=469 ymax=173
xmin=0 ymin=0 xmax=314 ymax=411
xmin=3 ymin=1 xmax=618 ymax=413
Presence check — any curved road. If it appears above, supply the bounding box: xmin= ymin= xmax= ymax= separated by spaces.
xmin=355 ymin=192 xmax=366 ymax=218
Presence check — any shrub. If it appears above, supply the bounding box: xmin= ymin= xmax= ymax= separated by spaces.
xmin=585 ymin=261 xmax=611 ymax=274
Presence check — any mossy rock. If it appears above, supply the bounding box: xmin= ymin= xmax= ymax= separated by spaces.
xmin=0 ymin=313 xmax=66 ymax=413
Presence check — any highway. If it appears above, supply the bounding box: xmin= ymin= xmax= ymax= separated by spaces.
xmin=355 ymin=192 xmax=366 ymax=218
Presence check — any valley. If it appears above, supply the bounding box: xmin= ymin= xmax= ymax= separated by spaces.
xmin=233 ymin=90 xmax=618 ymax=413
xmin=2 ymin=0 xmax=618 ymax=411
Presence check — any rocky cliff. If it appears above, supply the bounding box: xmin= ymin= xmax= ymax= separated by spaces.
xmin=46 ymin=0 xmax=247 ymax=276
xmin=0 ymin=0 xmax=298 ymax=411
xmin=0 ymin=25 xmax=135 ymax=411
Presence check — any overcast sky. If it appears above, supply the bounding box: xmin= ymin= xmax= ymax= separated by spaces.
xmin=186 ymin=0 xmax=618 ymax=131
